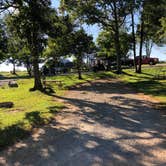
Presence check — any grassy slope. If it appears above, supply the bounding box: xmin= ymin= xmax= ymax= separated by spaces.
xmin=0 ymin=71 xmax=115 ymax=148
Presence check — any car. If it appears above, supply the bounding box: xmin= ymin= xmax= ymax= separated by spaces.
xmin=135 ymin=56 xmax=159 ymax=65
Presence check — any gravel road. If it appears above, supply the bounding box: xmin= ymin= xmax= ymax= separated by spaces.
xmin=0 ymin=79 xmax=165 ymax=166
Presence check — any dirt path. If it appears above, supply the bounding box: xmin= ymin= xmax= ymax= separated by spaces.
xmin=0 ymin=79 xmax=166 ymax=166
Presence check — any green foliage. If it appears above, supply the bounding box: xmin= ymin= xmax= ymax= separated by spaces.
xmin=0 ymin=19 xmax=7 ymax=61
xmin=61 ymin=0 xmax=130 ymax=26
xmin=97 ymin=30 xmax=132 ymax=60
xmin=1 ymin=0 xmax=66 ymax=90
xmin=42 ymin=14 xmax=74 ymax=60
xmin=61 ymin=0 xmax=133 ymax=74
xmin=68 ymin=29 xmax=94 ymax=79
xmin=158 ymin=17 xmax=166 ymax=42
xmin=136 ymin=0 xmax=166 ymax=54
xmin=69 ymin=29 xmax=94 ymax=55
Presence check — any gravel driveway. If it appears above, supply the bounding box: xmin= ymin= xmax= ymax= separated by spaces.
xmin=0 ymin=79 xmax=165 ymax=166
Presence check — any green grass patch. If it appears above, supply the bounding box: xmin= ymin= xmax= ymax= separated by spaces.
xmin=120 ymin=66 xmax=166 ymax=109
xmin=0 ymin=78 xmax=64 ymax=148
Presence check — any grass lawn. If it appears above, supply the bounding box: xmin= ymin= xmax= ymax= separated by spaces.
xmin=120 ymin=65 xmax=166 ymax=109
xmin=0 ymin=71 xmax=115 ymax=148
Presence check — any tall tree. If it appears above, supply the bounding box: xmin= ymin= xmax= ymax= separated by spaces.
xmin=128 ymin=0 xmax=141 ymax=73
xmin=17 ymin=46 xmax=32 ymax=77
xmin=143 ymin=0 xmax=166 ymax=57
xmin=6 ymin=36 xmax=21 ymax=74
xmin=61 ymin=0 xmax=131 ymax=74
xmin=0 ymin=19 xmax=7 ymax=62
xmin=97 ymin=30 xmax=132 ymax=62
xmin=1 ymin=0 xmax=63 ymax=91
xmin=138 ymin=11 xmax=144 ymax=73
xmin=136 ymin=0 xmax=166 ymax=73
xmin=71 ymin=29 xmax=94 ymax=79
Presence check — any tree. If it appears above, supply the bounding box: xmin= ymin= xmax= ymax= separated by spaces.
xmin=128 ymin=0 xmax=141 ymax=73
xmin=61 ymin=0 xmax=131 ymax=74
xmin=43 ymin=15 xmax=74 ymax=62
xmin=1 ymin=0 xmax=63 ymax=91
xmin=143 ymin=0 xmax=166 ymax=57
xmin=97 ymin=30 xmax=132 ymax=62
xmin=138 ymin=10 xmax=144 ymax=73
xmin=0 ymin=19 xmax=7 ymax=62
xmin=4 ymin=14 xmax=33 ymax=76
xmin=43 ymin=15 xmax=76 ymax=72
xmin=18 ymin=46 xmax=32 ymax=77
xmin=97 ymin=30 xmax=116 ymax=61
xmin=158 ymin=17 xmax=166 ymax=42
xmin=136 ymin=0 xmax=166 ymax=73
xmin=6 ymin=36 xmax=21 ymax=74
xmin=69 ymin=29 xmax=94 ymax=79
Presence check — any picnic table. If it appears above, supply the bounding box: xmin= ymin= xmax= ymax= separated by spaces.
xmin=42 ymin=78 xmax=63 ymax=88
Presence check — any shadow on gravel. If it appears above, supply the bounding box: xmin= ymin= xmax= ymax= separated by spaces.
xmin=0 ymin=81 xmax=165 ymax=166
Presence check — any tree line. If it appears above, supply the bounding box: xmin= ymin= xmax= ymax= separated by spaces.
xmin=0 ymin=0 xmax=166 ymax=91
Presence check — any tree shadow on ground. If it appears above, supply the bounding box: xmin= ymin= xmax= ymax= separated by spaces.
xmin=64 ymin=80 xmax=136 ymax=95
xmin=122 ymin=71 xmax=155 ymax=80
xmin=0 ymin=81 xmax=165 ymax=166
xmin=129 ymin=80 xmax=166 ymax=97
xmin=0 ymin=105 xmax=65 ymax=149
xmin=0 ymin=123 xmax=30 ymax=149
xmin=62 ymin=75 xmax=166 ymax=102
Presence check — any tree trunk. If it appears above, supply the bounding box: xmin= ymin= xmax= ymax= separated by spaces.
xmin=28 ymin=27 xmax=43 ymax=91
xmin=78 ymin=67 xmax=82 ymax=80
xmin=131 ymin=9 xmax=138 ymax=72
xmin=30 ymin=48 xmax=43 ymax=91
xmin=113 ymin=2 xmax=122 ymax=74
xmin=12 ymin=62 xmax=16 ymax=75
xmin=26 ymin=65 xmax=32 ymax=77
xmin=138 ymin=15 xmax=144 ymax=73
xmin=77 ymin=55 xmax=82 ymax=80
xmin=25 ymin=57 xmax=32 ymax=77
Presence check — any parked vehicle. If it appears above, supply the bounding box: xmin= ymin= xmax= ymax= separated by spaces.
xmin=121 ymin=58 xmax=134 ymax=67
xmin=135 ymin=56 xmax=159 ymax=65
xmin=92 ymin=58 xmax=108 ymax=72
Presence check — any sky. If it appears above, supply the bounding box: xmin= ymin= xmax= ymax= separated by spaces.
xmin=0 ymin=0 xmax=165 ymax=71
